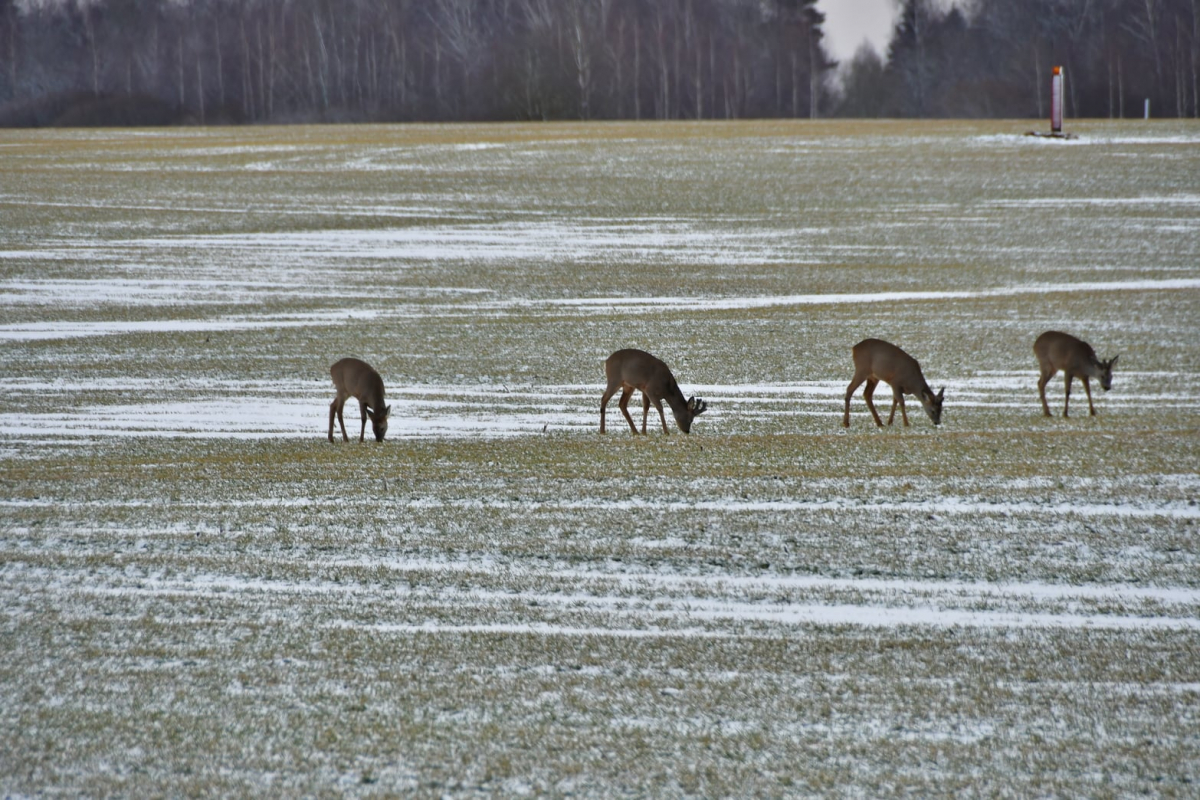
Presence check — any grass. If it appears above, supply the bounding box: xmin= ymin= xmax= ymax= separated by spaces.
xmin=2 ymin=119 xmax=1199 ymax=796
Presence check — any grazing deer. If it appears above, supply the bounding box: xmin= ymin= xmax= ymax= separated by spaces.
xmin=1033 ymin=331 xmax=1117 ymax=418
xmin=600 ymin=348 xmax=708 ymax=435
xmin=843 ymin=338 xmax=944 ymax=428
xmin=328 ymin=357 xmax=391 ymax=442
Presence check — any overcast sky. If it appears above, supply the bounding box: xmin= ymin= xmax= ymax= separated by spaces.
xmin=816 ymin=0 xmax=900 ymax=65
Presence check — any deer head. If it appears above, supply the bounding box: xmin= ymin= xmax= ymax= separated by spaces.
xmin=1098 ymin=356 xmax=1118 ymax=391
xmin=677 ymin=396 xmax=708 ymax=433
xmin=367 ymin=404 xmax=392 ymax=442
xmin=920 ymin=387 xmax=944 ymax=426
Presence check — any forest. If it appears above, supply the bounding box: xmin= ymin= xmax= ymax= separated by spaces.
xmin=0 ymin=0 xmax=833 ymax=125
xmin=0 ymin=0 xmax=1197 ymax=125
xmin=842 ymin=0 xmax=1200 ymax=119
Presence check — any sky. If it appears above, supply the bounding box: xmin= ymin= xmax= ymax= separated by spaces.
xmin=817 ymin=0 xmax=900 ymax=65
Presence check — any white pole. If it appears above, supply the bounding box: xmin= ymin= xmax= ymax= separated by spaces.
xmin=1051 ymin=66 xmax=1064 ymax=133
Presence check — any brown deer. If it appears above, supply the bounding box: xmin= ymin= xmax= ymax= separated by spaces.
xmin=843 ymin=338 xmax=944 ymax=428
xmin=328 ymin=357 xmax=391 ymax=442
xmin=600 ymin=348 xmax=708 ymax=435
xmin=1034 ymin=331 xmax=1117 ymax=418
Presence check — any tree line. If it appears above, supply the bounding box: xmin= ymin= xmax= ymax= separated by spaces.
xmin=1 ymin=0 xmax=1197 ymax=126
xmin=0 ymin=0 xmax=831 ymax=125
xmin=839 ymin=0 xmax=1200 ymax=119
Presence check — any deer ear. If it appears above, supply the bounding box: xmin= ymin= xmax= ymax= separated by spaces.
xmin=385 ymin=405 xmax=392 ymax=418
xmin=936 ymin=387 xmax=945 ymax=401
xmin=1109 ymin=355 xmax=1118 ymax=366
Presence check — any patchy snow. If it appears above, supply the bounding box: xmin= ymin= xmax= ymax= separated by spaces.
xmin=975 ymin=133 xmax=1200 ymax=147
xmin=120 ymin=221 xmax=798 ymax=265
xmin=0 ymin=370 xmax=1179 ymax=438
xmin=517 ymin=278 xmax=1200 ymax=314
xmin=2 ymin=275 xmax=1194 ymax=340
xmin=29 ymin=558 xmax=1200 ymax=633
xmin=3 ymin=123 xmax=1198 ymax=797
xmin=0 ymin=278 xmax=488 ymax=308
xmin=0 ymin=313 xmax=382 ymax=341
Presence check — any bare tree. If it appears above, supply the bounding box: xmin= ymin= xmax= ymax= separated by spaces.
xmin=566 ymin=0 xmax=592 ymax=118
xmin=429 ymin=0 xmax=487 ymax=118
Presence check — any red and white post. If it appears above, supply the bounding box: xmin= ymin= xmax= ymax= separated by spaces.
xmin=1050 ymin=66 xmax=1064 ymax=134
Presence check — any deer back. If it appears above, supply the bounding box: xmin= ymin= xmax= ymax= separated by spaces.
xmin=606 ymin=349 xmax=684 ymax=404
xmin=331 ymin=357 xmax=387 ymax=411
xmin=852 ymin=338 xmax=931 ymax=395
xmin=1035 ymin=331 xmax=1096 ymax=374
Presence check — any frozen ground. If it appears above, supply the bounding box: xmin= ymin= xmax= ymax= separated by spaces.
xmin=2 ymin=120 xmax=1199 ymax=796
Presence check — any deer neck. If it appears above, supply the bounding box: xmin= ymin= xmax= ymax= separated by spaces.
xmin=663 ymin=388 xmax=690 ymax=420
xmin=363 ymin=385 xmax=385 ymax=413
xmin=901 ymin=367 xmax=931 ymax=398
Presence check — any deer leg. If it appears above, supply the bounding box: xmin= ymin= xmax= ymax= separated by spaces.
xmin=651 ymin=397 xmax=669 ymax=435
xmin=844 ymin=374 xmax=867 ymax=427
xmin=335 ymin=399 xmax=349 ymax=442
xmin=600 ymin=385 xmax=617 ymax=434
xmin=328 ymin=399 xmax=340 ymax=443
xmin=1083 ymin=376 xmax=1096 ymax=416
xmin=1037 ymin=369 xmax=1054 ymax=416
xmin=617 ymin=388 xmax=638 ymax=434
xmin=863 ymin=379 xmax=884 ymax=427
xmin=641 ymin=393 xmax=652 ymax=434
xmin=357 ymin=400 xmax=369 ymax=441
xmin=1062 ymin=374 xmax=1073 ymax=418
xmin=888 ymin=388 xmax=909 ymax=427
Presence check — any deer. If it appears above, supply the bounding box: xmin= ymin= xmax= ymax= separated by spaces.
xmin=600 ymin=348 xmax=708 ymax=435
xmin=1033 ymin=331 xmax=1118 ymax=418
xmin=328 ymin=357 xmax=391 ymax=442
xmin=843 ymin=338 xmax=944 ymax=428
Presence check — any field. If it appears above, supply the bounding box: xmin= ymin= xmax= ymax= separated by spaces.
xmin=2 ymin=119 xmax=1199 ymax=796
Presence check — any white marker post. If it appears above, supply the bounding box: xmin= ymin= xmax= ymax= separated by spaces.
xmin=1051 ymin=66 xmax=1064 ymax=134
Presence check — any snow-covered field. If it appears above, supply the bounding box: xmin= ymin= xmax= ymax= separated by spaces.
xmin=2 ymin=120 xmax=1199 ymax=795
